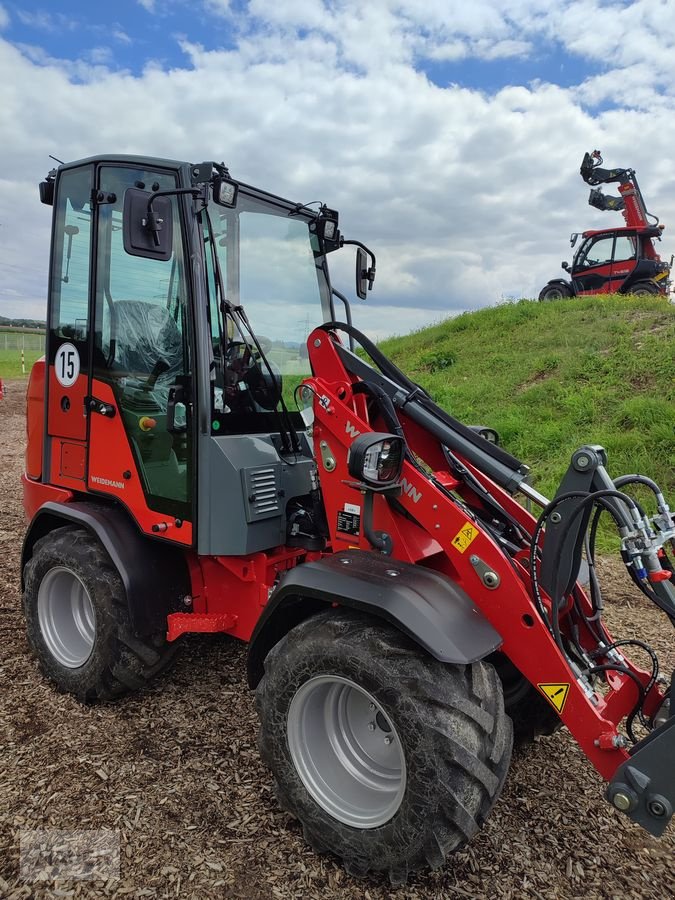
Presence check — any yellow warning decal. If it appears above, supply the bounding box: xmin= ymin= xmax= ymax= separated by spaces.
xmin=451 ymin=521 xmax=480 ymax=554
xmin=538 ymin=683 xmax=570 ymax=714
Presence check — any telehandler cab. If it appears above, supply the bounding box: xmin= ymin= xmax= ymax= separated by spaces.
xmin=539 ymin=149 xmax=671 ymax=301
xmin=22 ymin=155 xmax=675 ymax=884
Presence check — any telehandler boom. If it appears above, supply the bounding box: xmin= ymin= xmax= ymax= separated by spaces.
xmin=22 ymin=155 xmax=675 ymax=884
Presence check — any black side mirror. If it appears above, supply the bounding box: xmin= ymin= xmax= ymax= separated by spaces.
xmin=123 ymin=188 xmax=173 ymax=261
xmin=562 ymin=261 xmax=570 ymax=272
xmin=356 ymin=247 xmax=369 ymax=300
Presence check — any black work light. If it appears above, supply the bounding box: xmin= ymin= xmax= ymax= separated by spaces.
xmin=213 ymin=176 xmax=238 ymax=208
xmin=347 ymin=433 xmax=405 ymax=487
xmin=315 ymin=206 xmax=340 ymax=252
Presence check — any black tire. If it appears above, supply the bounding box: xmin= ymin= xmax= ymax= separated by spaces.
xmin=256 ymin=611 xmax=513 ymax=885
xmin=628 ymin=280 xmax=660 ymax=296
xmin=492 ymin=655 xmax=560 ymax=745
xmin=23 ymin=526 xmax=178 ymax=701
xmin=538 ymin=283 xmax=572 ymax=302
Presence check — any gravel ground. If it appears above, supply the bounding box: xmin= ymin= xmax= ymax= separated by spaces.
xmin=0 ymin=379 xmax=673 ymax=900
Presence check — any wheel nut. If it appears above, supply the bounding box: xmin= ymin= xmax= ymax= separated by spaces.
xmin=368 ymin=721 xmax=376 ymax=731
xmin=383 ymin=736 xmax=392 ymax=745
xmin=369 ymin=702 xmax=376 ymax=710
xmin=612 ymin=791 xmax=633 ymax=812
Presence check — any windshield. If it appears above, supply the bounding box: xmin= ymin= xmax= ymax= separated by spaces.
xmin=203 ymin=190 xmax=332 ymax=435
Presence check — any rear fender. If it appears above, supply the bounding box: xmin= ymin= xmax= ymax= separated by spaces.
xmin=247 ymin=549 xmax=502 ymax=687
xmin=21 ymin=501 xmax=190 ymax=636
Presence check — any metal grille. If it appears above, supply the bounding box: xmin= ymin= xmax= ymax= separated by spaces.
xmin=242 ymin=464 xmax=282 ymax=522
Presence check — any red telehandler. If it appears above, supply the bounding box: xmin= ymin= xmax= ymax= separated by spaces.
xmin=21 ymin=155 xmax=675 ymax=884
xmin=539 ymin=149 xmax=672 ymax=301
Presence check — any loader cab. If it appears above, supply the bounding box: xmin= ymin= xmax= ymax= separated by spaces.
xmin=37 ymin=155 xmax=344 ymax=557
xmin=570 ymin=227 xmax=667 ymax=294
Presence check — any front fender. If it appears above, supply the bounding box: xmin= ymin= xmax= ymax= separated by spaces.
xmin=247 ymin=549 xmax=502 ymax=687
xmin=21 ymin=501 xmax=190 ymax=636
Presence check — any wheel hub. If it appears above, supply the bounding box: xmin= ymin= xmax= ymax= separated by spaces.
xmin=37 ymin=567 xmax=96 ymax=668
xmin=287 ymin=674 xmax=406 ymax=828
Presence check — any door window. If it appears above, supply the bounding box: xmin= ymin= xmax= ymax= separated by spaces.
xmin=613 ymin=235 xmax=637 ymax=262
xmin=50 ymin=166 xmax=94 ymax=342
xmin=580 ymin=237 xmax=614 ymax=267
xmin=93 ymin=166 xmax=192 ymax=519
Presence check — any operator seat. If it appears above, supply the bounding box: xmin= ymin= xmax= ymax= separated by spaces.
xmin=111 ymin=299 xmax=184 ymax=381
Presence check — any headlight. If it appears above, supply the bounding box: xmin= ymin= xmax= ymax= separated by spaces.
xmin=347 ymin=433 xmax=405 ymax=486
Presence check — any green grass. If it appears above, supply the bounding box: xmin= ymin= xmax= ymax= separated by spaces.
xmin=0 ymin=328 xmax=45 ymax=378
xmin=377 ymin=294 xmax=674 ymax=544
xmin=0 ymin=348 xmax=44 ymax=378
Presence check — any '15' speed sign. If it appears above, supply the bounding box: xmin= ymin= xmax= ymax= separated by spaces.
xmin=54 ymin=342 xmax=81 ymax=388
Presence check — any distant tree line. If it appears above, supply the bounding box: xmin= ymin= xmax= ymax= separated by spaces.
xmin=0 ymin=315 xmax=46 ymax=331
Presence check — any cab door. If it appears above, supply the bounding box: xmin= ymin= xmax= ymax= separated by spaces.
xmin=87 ymin=164 xmax=194 ymax=544
xmin=573 ymin=235 xmax=615 ymax=294
xmin=609 ymin=233 xmax=638 ymax=290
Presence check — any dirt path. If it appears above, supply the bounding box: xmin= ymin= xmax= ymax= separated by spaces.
xmin=0 ymin=379 xmax=673 ymax=899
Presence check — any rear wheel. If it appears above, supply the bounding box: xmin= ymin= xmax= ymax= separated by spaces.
xmin=538 ymin=283 xmax=573 ymax=301
xmin=23 ymin=526 xmax=178 ymax=701
xmin=256 ymin=611 xmax=513 ymax=885
xmin=628 ymin=280 xmax=660 ymax=296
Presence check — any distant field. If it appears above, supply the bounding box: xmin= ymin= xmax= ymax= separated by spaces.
xmin=0 ymin=329 xmax=45 ymax=378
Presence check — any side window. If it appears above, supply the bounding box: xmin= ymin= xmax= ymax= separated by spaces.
xmin=583 ymin=237 xmax=614 ymax=267
xmin=613 ymin=235 xmax=637 ymax=262
xmin=50 ymin=166 xmax=93 ymax=341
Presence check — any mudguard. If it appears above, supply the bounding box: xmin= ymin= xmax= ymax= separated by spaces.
xmin=247 ymin=549 xmax=502 ymax=687
xmin=21 ymin=500 xmax=190 ymax=636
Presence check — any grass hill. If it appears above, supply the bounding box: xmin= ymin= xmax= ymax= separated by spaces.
xmin=378 ymin=294 xmax=674 ymax=509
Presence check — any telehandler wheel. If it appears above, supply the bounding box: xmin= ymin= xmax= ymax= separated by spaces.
xmin=23 ymin=526 xmax=178 ymax=701
xmin=629 ymin=280 xmax=660 ymax=295
xmin=538 ymin=283 xmax=572 ymax=302
xmin=256 ymin=611 xmax=513 ymax=885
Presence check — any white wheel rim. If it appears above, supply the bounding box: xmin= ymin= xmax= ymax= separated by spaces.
xmin=37 ymin=566 xmax=96 ymax=668
xmin=287 ymin=674 xmax=406 ymax=828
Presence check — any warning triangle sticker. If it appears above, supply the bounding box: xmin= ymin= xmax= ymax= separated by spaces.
xmin=537 ymin=683 xmax=570 ymax=713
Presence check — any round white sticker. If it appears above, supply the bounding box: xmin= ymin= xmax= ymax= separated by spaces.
xmin=54 ymin=342 xmax=81 ymax=388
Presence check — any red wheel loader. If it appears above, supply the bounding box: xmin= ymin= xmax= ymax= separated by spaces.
xmin=539 ymin=150 xmax=672 ymax=301
xmin=22 ymin=155 xmax=675 ymax=884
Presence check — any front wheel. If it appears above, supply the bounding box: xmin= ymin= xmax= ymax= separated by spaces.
xmin=538 ymin=283 xmax=572 ymax=301
xmin=255 ymin=611 xmax=512 ymax=885
xmin=628 ymin=280 xmax=661 ymax=296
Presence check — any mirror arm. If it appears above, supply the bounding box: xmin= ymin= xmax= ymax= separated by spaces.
xmin=145 ymin=187 xmax=205 ymax=246
xmin=341 ymin=238 xmax=377 ymax=288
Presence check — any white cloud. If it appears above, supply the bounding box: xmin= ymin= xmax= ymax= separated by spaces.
xmin=0 ymin=4 xmax=9 ymax=30
xmin=1 ymin=1 xmax=675 ymax=334
xmin=16 ymin=10 xmax=80 ymax=32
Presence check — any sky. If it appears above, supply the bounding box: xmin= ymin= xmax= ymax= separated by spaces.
xmin=1 ymin=0 xmax=675 ymax=338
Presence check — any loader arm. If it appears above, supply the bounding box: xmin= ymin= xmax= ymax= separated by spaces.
xmin=305 ymin=323 xmax=675 ymax=836
xmin=581 ymin=150 xmax=655 ymax=229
